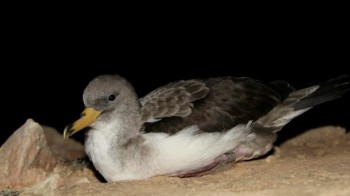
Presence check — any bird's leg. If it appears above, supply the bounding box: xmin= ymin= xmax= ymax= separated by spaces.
xmin=174 ymin=152 xmax=236 ymax=178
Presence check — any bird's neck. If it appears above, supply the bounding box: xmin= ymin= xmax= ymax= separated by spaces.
xmin=93 ymin=103 xmax=143 ymax=145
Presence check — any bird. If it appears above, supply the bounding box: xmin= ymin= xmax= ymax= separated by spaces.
xmin=64 ymin=74 xmax=349 ymax=182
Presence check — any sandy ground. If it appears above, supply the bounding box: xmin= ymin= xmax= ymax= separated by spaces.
xmin=3 ymin=126 xmax=349 ymax=196
xmin=49 ymin=126 xmax=350 ymax=196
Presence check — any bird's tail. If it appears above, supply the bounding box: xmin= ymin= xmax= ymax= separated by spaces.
xmin=254 ymin=75 xmax=349 ymax=132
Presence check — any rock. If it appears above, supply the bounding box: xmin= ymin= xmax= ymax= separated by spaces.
xmin=21 ymin=174 xmax=59 ymax=196
xmin=282 ymin=126 xmax=347 ymax=147
xmin=279 ymin=126 xmax=349 ymax=158
xmin=0 ymin=189 xmax=21 ymax=196
xmin=43 ymin=125 xmax=85 ymax=161
xmin=0 ymin=119 xmax=58 ymax=188
xmin=0 ymin=119 xmax=87 ymax=189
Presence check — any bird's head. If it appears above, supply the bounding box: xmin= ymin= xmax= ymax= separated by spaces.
xmin=63 ymin=74 xmax=137 ymax=139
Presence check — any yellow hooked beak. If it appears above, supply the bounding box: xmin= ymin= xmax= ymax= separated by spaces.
xmin=63 ymin=108 xmax=101 ymax=140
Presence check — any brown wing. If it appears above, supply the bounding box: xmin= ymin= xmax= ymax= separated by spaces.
xmin=140 ymin=79 xmax=210 ymax=122
xmin=143 ymin=77 xmax=295 ymax=134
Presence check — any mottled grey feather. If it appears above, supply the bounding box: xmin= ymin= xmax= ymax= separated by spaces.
xmin=140 ymin=80 xmax=209 ymax=122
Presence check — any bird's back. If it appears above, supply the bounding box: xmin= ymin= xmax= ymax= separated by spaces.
xmin=143 ymin=77 xmax=294 ymax=134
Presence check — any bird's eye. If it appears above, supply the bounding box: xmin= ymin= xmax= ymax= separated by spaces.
xmin=108 ymin=94 xmax=116 ymax=101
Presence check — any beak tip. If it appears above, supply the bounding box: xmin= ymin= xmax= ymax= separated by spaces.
xmin=63 ymin=126 xmax=73 ymax=140
xmin=63 ymin=108 xmax=101 ymax=140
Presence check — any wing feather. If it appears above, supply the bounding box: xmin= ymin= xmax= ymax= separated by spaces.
xmin=140 ymin=80 xmax=209 ymax=122
xmin=142 ymin=77 xmax=293 ymax=134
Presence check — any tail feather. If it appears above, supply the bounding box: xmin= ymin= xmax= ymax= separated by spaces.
xmin=255 ymin=75 xmax=349 ymax=132
xmin=293 ymin=75 xmax=349 ymax=110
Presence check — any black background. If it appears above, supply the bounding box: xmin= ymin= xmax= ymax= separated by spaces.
xmin=1 ymin=14 xmax=349 ymax=146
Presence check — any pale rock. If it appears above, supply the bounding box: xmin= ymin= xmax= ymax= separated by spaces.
xmin=21 ymin=174 xmax=59 ymax=196
xmin=43 ymin=125 xmax=84 ymax=161
xmin=0 ymin=119 xmax=85 ymax=188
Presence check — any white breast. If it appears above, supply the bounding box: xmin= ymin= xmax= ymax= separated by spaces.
xmin=85 ymin=122 xmax=155 ymax=181
xmin=85 ymin=129 xmax=122 ymax=181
